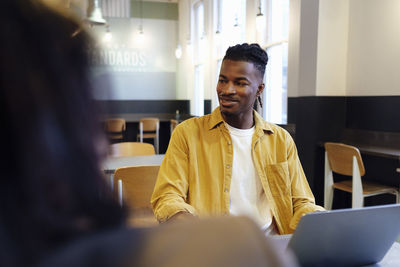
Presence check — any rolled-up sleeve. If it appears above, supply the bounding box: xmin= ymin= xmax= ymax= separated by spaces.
xmin=151 ymin=124 xmax=197 ymax=222
xmin=286 ymin=134 xmax=325 ymax=230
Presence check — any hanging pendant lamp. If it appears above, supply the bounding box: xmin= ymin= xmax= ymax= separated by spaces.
xmin=87 ymin=0 xmax=107 ymax=25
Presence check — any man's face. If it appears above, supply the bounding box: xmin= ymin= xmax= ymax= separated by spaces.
xmin=217 ymin=60 xmax=264 ymax=123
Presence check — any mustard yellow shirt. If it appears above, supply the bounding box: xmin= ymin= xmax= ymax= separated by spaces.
xmin=151 ymin=108 xmax=324 ymax=234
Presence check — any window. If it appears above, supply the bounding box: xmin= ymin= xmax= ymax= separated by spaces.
xmin=220 ymin=0 xmax=246 ymax=50
xmin=213 ymin=58 xmax=223 ymax=109
xmin=260 ymin=0 xmax=289 ymax=124
xmin=193 ymin=0 xmax=205 ymax=116
xmin=212 ymin=0 xmax=246 ymax=110
xmin=265 ymin=43 xmax=288 ymax=123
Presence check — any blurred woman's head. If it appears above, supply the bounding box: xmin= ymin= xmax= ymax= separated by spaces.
xmin=0 ymin=0 xmax=126 ymax=265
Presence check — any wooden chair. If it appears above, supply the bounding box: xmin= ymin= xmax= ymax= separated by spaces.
xmin=113 ymin=165 xmax=160 ymax=227
xmin=170 ymin=119 xmax=178 ymax=135
xmin=137 ymin=118 xmax=160 ymax=154
xmin=109 ymin=142 xmax=155 ymax=157
xmin=324 ymin=142 xmax=399 ymax=209
xmin=105 ymin=118 xmax=126 ymax=141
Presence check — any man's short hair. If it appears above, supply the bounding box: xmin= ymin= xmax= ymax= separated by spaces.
xmin=223 ymin=43 xmax=269 ymax=78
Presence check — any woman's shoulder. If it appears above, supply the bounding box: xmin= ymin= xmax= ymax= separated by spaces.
xmin=138 ymin=217 xmax=297 ymax=267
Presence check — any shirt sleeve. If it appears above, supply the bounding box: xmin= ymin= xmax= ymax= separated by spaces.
xmin=151 ymin=124 xmax=197 ymax=222
xmin=285 ymin=133 xmax=325 ymax=230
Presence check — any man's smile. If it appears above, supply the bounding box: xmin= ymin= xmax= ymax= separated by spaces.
xmin=219 ymin=96 xmax=239 ymax=106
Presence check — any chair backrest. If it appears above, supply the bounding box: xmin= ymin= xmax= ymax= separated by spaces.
xmin=113 ymin=165 xmax=160 ymax=214
xmin=324 ymin=142 xmax=365 ymax=176
xmin=170 ymin=119 xmax=178 ymax=135
xmin=105 ymin=118 xmax=126 ymax=133
xmin=109 ymin=142 xmax=155 ymax=157
xmin=139 ymin=118 xmax=159 ymax=132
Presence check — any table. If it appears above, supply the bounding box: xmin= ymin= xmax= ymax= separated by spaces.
xmin=355 ymin=145 xmax=400 ymax=160
xmin=103 ymin=154 xmax=165 ymax=189
xmin=351 ymin=144 xmax=400 ymax=184
xmin=318 ymin=142 xmax=400 ymax=160
xmin=269 ymin=235 xmax=400 ymax=266
xmin=375 ymin=242 xmax=400 ymax=267
xmin=339 ymin=129 xmax=400 ymax=161
xmin=103 ymin=154 xmax=165 ymax=174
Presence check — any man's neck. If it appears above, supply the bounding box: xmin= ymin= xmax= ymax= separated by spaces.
xmin=221 ymin=111 xmax=254 ymax=129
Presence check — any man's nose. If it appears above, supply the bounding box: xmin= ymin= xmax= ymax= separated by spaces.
xmin=221 ymin=82 xmax=236 ymax=94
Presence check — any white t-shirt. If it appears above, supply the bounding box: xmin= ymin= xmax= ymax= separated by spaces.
xmin=226 ymin=123 xmax=274 ymax=234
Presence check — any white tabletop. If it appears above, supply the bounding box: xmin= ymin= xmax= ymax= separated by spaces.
xmin=371 ymin=242 xmax=400 ymax=267
xmin=103 ymin=154 xmax=165 ymax=174
xmin=269 ymin=235 xmax=400 ymax=267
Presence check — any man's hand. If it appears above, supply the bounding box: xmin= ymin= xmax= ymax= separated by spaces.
xmin=167 ymin=211 xmax=197 ymax=223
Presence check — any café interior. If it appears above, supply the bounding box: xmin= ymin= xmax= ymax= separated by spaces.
xmin=66 ymin=0 xmax=400 ymax=206
xmin=39 ymin=0 xmax=400 ymax=264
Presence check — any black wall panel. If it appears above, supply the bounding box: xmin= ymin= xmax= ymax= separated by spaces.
xmin=288 ymin=95 xmax=400 ymax=206
xmin=346 ymin=96 xmax=400 ymax=132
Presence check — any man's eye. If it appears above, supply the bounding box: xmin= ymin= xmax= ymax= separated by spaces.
xmin=235 ymin=82 xmax=248 ymax=86
xmin=218 ymin=79 xmax=227 ymax=84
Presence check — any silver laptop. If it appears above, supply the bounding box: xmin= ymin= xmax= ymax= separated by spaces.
xmin=287 ymin=204 xmax=400 ymax=267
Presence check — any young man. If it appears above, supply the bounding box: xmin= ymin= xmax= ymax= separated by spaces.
xmin=151 ymin=43 xmax=324 ymax=235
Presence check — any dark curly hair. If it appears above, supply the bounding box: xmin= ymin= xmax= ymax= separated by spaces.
xmin=223 ymin=43 xmax=269 ymax=78
xmin=0 ymin=1 xmax=127 ymax=266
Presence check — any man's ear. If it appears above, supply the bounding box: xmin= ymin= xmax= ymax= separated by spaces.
xmin=257 ymin=83 xmax=265 ymax=96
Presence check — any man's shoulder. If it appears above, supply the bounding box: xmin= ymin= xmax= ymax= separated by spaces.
xmin=254 ymin=114 xmax=291 ymax=138
xmin=267 ymin=122 xmax=289 ymax=135
xmin=178 ymin=113 xmax=214 ymax=131
xmin=269 ymin=123 xmax=293 ymax=141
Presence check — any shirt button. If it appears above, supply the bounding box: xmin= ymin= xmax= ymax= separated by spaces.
xmin=227 ymin=141 xmax=231 ymax=145
xmin=224 ymin=188 xmax=228 ymax=193
xmin=226 ymin=164 xmax=230 ymax=169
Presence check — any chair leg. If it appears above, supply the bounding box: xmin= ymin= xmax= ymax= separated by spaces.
xmin=118 ymin=180 xmax=123 ymax=206
xmin=325 ymin=187 xmax=334 ymax=210
xmin=139 ymin=122 xmax=143 ymax=143
xmin=352 ymin=156 xmax=364 ymax=208
xmin=324 ymin=152 xmax=334 ymax=210
xmin=110 ymin=174 xmax=114 ymax=191
xmin=156 ymin=124 xmax=159 ymax=154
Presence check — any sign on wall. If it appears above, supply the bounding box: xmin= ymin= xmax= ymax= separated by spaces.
xmin=89 ymin=18 xmax=177 ymax=100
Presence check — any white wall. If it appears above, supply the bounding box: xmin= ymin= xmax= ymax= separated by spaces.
xmin=287 ymin=0 xmax=319 ymax=97
xmin=288 ymin=0 xmax=400 ymax=97
xmin=176 ymin=0 xmax=192 ymax=100
xmin=315 ymin=0 xmax=348 ymax=96
xmin=287 ymin=0 xmax=301 ymax=97
xmin=346 ymin=0 xmax=400 ymax=96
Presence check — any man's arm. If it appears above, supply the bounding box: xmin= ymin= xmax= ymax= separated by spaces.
xmin=151 ymin=124 xmax=197 ymax=223
xmin=285 ymin=134 xmax=325 ymax=230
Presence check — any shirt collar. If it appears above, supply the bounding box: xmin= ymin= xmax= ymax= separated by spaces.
xmin=208 ymin=107 xmax=225 ymax=130
xmin=208 ymin=107 xmax=274 ymax=134
xmin=253 ymin=109 xmax=274 ymax=134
